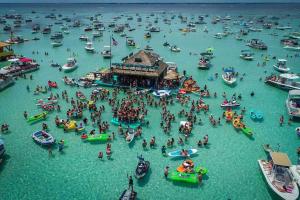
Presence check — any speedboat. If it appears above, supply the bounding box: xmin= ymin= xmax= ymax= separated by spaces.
xmin=273 ymin=59 xmax=290 ymax=73
xmin=198 ymin=57 xmax=210 ymax=70
xmin=265 ymin=74 xmax=300 ymax=90
xmin=258 ymin=152 xmax=299 ymax=200
xmin=284 ymin=46 xmax=300 ymax=51
xmin=101 ymin=46 xmax=112 ymax=59
xmin=92 ymin=31 xmax=102 ymax=38
xmin=152 ymin=90 xmax=171 ymax=97
xmin=240 ymin=50 xmax=254 ymax=60
xmin=79 ymin=35 xmax=88 ymax=41
xmin=126 ymin=128 xmax=135 ymax=144
xmin=126 ymin=37 xmax=136 ymax=47
xmin=170 ymin=45 xmax=181 ymax=52
xmin=222 ymin=68 xmax=236 ymax=85
xmin=32 ymin=130 xmax=55 ymax=145
xmin=62 ymin=58 xmax=78 ymax=72
xmin=135 ymin=155 xmax=150 ymax=179
xmin=286 ymin=90 xmax=300 ymax=118
xmin=221 ymin=99 xmax=240 ymax=108
xmin=51 ymin=40 xmax=62 ymax=47
xmin=85 ymin=41 xmax=95 ymax=53
xmin=144 ymin=45 xmax=153 ymax=51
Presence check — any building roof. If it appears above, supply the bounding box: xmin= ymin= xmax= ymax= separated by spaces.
xmin=270 ymin=152 xmax=292 ymax=167
xmin=111 ymin=50 xmax=168 ymax=77
xmin=0 ymin=41 xmax=11 ymax=48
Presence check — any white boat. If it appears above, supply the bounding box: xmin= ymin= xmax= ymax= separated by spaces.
xmin=222 ymin=73 xmax=237 ymax=85
xmin=286 ymin=90 xmax=300 ymax=118
xmin=284 ymin=46 xmax=300 ymax=51
xmin=92 ymin=31 xmax=102 ymax=38
xmin=79 ymin=35 xmax=88 ymax=41
xmin=240 ymin=50 xmax=254 ymax=60
xmin=258 ymin=152 xmax=299 ymax=200
xmin=273 ymin=59 xmax=290 ymax=73
xmin=265 ymin=74 xmax=300 ymax=90
xmin=276 ymin=26 xmax=292 ymax=30
xmin=214 ymin=33 xmax=223 ymax=39
xmin=220 ymin=100 xmax=240 ymax=108
xmin=166 ymin=62 xmax=178 ymax=71
xmin=85 ymin=41 xmax=95 ymax=53
xmin=62 ymin=58 xmax=78 ymax=72
xmin=101 ymin=46 xmax=112 ymax=59
xmin=170 ymin=45 xmax=181 ymax=52
xmin=290 ymin=161 xmax=300 ymax=187
xmin=152 ymin=90 xmax=171 ymax=97
xmin=51 ymin=40 xmax=62 ymax=47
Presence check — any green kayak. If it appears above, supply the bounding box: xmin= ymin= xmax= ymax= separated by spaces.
xmin=241 ymin=126 xmax=253 ymax=136
xmin=27 ymin=112 xmax=48 ymax=124
xmin=111 ymin=118 xmax=140 ymax=129
xmin=86 ymin=133 xmax=110 ymax=142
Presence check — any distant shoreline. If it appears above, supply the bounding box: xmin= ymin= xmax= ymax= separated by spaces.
xmin=0 ymin=2 xmax=299 ymax=4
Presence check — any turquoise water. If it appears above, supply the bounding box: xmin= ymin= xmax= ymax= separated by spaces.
xmin=0 ymin=3 xmax=300 ymax=200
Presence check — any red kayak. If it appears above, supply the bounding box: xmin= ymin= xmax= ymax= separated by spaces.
xmin=48 ymin=81 xmax=58 ymax=88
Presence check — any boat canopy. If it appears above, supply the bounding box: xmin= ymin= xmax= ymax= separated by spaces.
xmin=289 ymin=90 xmax=300 ymax=96
xmin=270 ymin=152 xmax=292 ymax=167
xmin=19 ymin=58 xmax=32 ymax=63
xmin=278 ymin=59 xmax=287 ymax=62
xmin=280 ymin=73 xmax=299 ymax=80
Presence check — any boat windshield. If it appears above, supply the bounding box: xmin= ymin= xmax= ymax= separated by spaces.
xmin=274 ymin=166 xmax=292 ymax=185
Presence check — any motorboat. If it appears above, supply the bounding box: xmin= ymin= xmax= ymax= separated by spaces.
xmin=258 ymin=152 xmax=299 ymax=200
xmin=85 ymin=41 xmax=95 ymax=53
xmin=50 ymin=32 xmax=63 ymax=40
xmin=101 ymin=46 xmax=112 ymax=59
xmin=213 ymin=33 xmax=223 ymax=39
xmin=265 ymin=74 xmax=300 ymax=90
xmin=42 ymin=26 xmax=51 ymax=34
xmin=126 ymin=37 xmax=136 ymax=47
xmin=79 ymin=35 xmax=88 ymax=41
xmin=198 ymin=57 xmax=211 ymax=69
xmin=247 ymin=39 xmax=268 ymax=50
xmin=286 ymin=90 xmax=300 ymax=118
xmin=152 ymin=90 xmax=171 ymax=97
xmin=32 ymin=130 xmax=55 ymax=145
xmin=170 ymin=45 xmax=181 ymax=52
xmin=0 ymin=139 xmax=5 ymax=158
xmin=276 ymin=26 xmax=292 ymax=30
xmin=144 ymin=45 xmax=153 ymax=51
xmin=240 ymin=50 xmax=254 ymax=61
xmin=273 ymin=59 xmax=290 ymax=73
xmin=0 ymin=73 xmax=14 ymax=91
xmin=144 ymin=32 xmax=151 ymax=38
xmin=135 ymin=155 xmax=150 ymax=179
xmin=284 ymin=46 xmax=300 ymax=51
xmin=51 ymin=40 xmax=63 ymax=47
xmin=222 ymin=68 xmax=236 ymax=85
xmin=92 ymin=31 xmax=102 ymax=38
xmin=221 ymin=99 xmax=240 ymax=108
xmin=62 ymin=58 xmax=78 ymax=72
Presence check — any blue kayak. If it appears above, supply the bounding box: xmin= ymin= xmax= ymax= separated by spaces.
xmin=168 ymin=149 xmax=198 ymax=157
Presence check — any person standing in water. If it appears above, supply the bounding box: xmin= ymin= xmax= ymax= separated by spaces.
xmin=127 ymin=174 xmax=134 ymax=191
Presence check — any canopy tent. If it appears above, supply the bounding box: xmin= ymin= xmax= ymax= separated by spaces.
xmin=270 ymin=152 xmax=292 ymax=167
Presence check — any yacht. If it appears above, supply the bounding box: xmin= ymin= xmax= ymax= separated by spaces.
xmin=0 ymin=72 xmax=14 ymax=91
xmin=85 ymin=41 xmax=95 ymax=53
xmin=258 ymin=152 xmax=299 ymax=200
xmin=265 ymin=74 xmax=300 ymax=90
xmin=273 ymin=59 xmax=290 ymax=73
xmin=62 ymin=58 xmax=78 ymax=72
xmin=286 ymin=90 xmax=300 ymax=118
xmin=101 ymin=46 xmax=112 ymax=59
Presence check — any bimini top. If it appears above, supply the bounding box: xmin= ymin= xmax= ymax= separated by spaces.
xmin=289 ymin=90 xmax=300 ymax=96
xmin=280 ymin=73 xmax=299 ymax=80
xmin=270 ymin=152 xmax=292 ymax=167
xmin=278 ymin=59 xmax=287 ymax=62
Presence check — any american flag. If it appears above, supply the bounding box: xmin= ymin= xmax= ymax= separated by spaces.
xmin=112 ymin=37 xmax=118 ymax=46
